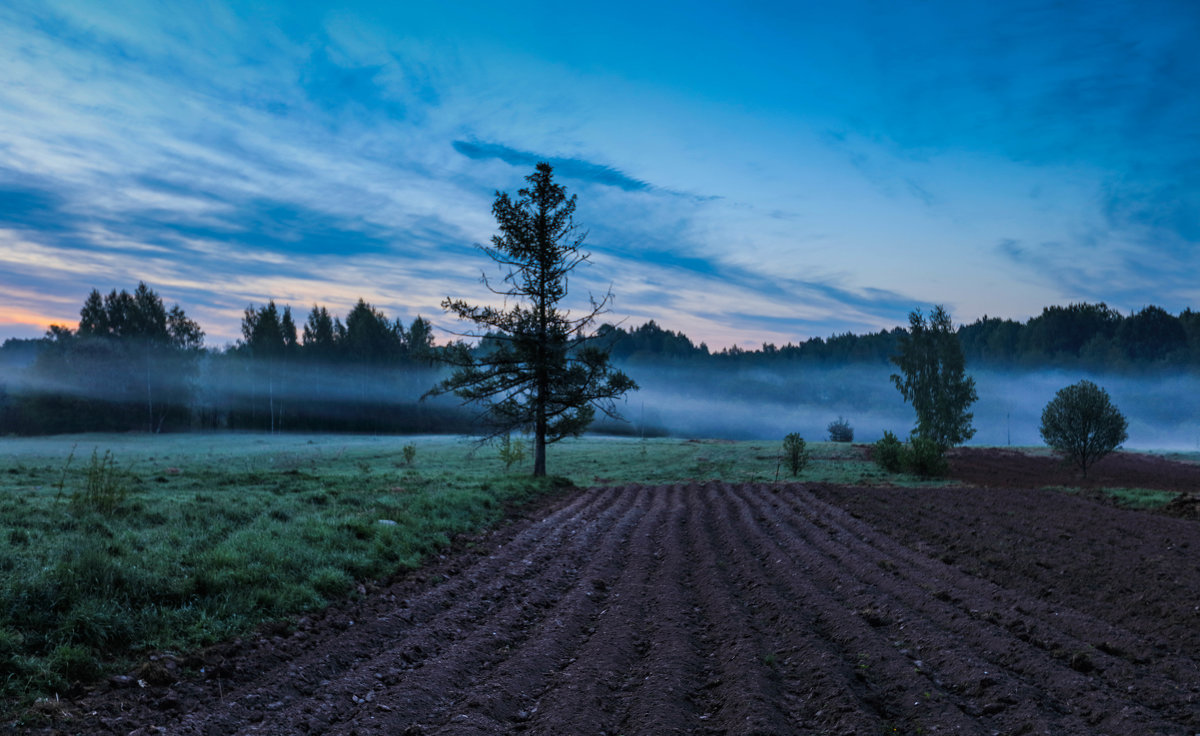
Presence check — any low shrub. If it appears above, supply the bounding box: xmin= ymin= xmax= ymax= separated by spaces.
xmin=872 ymin=431 xmax=904 ymax=472
xmin=497 ymin=434 xmax=526 ymax=471
xmin=871 ymin=431 xmax=947 ymax=478
xmin=827 ymin=417 xmax=854 ymax=443
xmin=905 ymin=435 xmax=948 ymax=478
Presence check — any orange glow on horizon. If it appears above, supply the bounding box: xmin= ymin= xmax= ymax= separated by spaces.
xmin=0 ymin=306 xmax=74 ymax=334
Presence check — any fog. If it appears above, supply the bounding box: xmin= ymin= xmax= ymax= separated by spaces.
xmin=1 ymin=355 xmax=466 ymax=435
xmin=5 ymin=358 xmax=443 ymax=405
xmin=610 ymin=363 xmax=1200 ymax=452
xmin=7 ymin=350 xmax=1199 ymax=451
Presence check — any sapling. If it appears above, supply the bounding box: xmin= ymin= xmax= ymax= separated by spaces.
xmin=781 ymin=433 xmax=809 ymax=477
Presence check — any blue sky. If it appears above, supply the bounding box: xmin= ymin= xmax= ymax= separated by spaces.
xmin=0 ymin=0 xmax=1196 ymax=349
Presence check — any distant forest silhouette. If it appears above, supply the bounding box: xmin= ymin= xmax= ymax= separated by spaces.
xmin=2 ymin=286 xmax=1198 ymax=436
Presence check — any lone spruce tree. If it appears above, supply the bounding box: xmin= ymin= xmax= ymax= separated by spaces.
xmin=434 ymin=163 xmax=637 ymax=476
xmin=890 ymin=305 xmax=977 ymax=450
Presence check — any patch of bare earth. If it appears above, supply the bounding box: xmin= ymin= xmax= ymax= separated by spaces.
xmin=28 ymin=451 xmax=1200 ymax=735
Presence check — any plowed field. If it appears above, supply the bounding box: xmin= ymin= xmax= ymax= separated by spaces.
xmin=34 ymin=453 xmax=1200 ymax=735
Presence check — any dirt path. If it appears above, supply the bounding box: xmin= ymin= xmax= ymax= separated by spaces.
xmin=35 ymin=478 xmax=1200 ymax=735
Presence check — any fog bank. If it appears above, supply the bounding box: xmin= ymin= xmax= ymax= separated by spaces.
xmin=614 ymin=364 xmax=1200 ymax=452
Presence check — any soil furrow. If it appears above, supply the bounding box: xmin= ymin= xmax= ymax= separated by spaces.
xmin=846 ymin=484 xmax=1200 ymax=649
xmin=424 ymin=483 xmax=669 ymax=735
xmin=274 ymin=484 xmax=655 ymax=736
xmin=743 ymin=482 xmax=1196 ymax=733
xmin=738 ymin=483 xmax=1140 ymax=731
xmin=808 ymin=483 xmax=1200 ymax=728
xmin=686 ymin=482 xmax=812 ymax=734
xmin=610 ymin=484 xmax=708 ymax=736
xmin=709 ymin=481 xmax=987 ymax=733
xmin=518 ymin=484 xmax=681 ymax=735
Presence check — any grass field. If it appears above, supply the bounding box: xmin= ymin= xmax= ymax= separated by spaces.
xmin=0 ymin=432 xmax=897 ymax=709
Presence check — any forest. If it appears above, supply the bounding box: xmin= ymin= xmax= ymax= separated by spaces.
xmin=607 ymin=302 xmax=1200 ymax=369
xmin=2 ymin=286 xmax=1199 ymax=437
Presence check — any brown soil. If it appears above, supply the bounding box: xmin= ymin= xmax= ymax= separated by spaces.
xmin=947 ymin=445 xmax=1200 ymax=493
xmin=26 ymin=450 xmax=1200 ymax=735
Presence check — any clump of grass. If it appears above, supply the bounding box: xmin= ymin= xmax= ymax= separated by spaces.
xmin=70 ymin=449 xmax=130 ymax=515
xmin=1047 ymin=485 xmax=1179 ymax=510
xmin=1104 ymin=487 xmax=1178 ymax=508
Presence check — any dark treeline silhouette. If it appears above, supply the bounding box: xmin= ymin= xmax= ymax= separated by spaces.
xmin=3 ymin=291 xmax=1199 ymax=437
xmin=0 ymin=284 xmax=469 ymax=435
xmin=601 ymin=303 xmax=1200 ymax=370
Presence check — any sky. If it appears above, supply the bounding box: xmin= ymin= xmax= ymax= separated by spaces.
xmin=0 ymin=0 xmax=1197 ymax=350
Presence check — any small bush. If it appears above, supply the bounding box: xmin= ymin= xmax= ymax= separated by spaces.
xmin=872 ymin=431 xmax=904 ymax=472
xmin=905 ymin=435 xmax=948 ymax=477
xmin=401 ymin=443 xmax=417 ymax=467
xmin=781 ymin=433 xmax=810 ymax=477
xmin=827 ymin=417 xmax=854 ymax=443
xmin=497 ymin=434 xmax=526 ymax=471
xmin=872 ymin=431 xmax=947 ymax=477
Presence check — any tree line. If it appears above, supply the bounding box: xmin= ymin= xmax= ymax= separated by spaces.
xmin=3 ymin=294 xmax=1198 ymax=437
xmin=0 ymin=286 xmax=459 ymax=435
xmin=603 ymin=302 xmax=1200 ymax=369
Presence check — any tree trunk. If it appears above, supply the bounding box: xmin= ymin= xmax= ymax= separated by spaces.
xmin=146 ymin=363 xmax=154 ymax=433
xmin=534 ymin=411 xmax=547 ymax=476
xmin=145 ymin=347 xmax=156 ymax=433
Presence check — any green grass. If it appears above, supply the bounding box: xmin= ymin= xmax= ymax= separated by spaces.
xmin=0 ymin=434 xmax=569 ymax=710
xmin=1046 ymin=484 xmax=1181 ymax=509
xmin=1101 ymin=487 xmax=1180 ymax=509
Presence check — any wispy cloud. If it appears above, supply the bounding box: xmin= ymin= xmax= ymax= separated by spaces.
xmin=452 ymin=140 xmax=653 ymax=193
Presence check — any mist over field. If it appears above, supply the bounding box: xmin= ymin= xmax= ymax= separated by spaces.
xmin=612 ymin=364 xmax=1200 ymax=452
xmin=4 ymin=359 xmax=441 ymax=408
xmin=5 ymin=335 xmax=1198 ymax=451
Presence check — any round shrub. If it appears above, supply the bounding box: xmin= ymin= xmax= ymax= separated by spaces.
xmin=1040 ymin=379 xmax=1128 ymax=477
xmin=827 ymin=417 xmax=854 ymax=443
